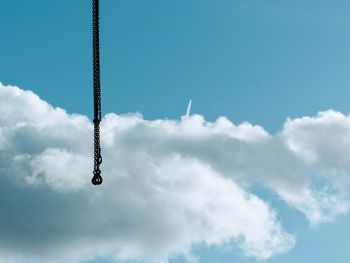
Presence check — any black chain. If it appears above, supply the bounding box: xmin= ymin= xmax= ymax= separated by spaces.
xmin=91 ymin=0 xmax=103 ymax=185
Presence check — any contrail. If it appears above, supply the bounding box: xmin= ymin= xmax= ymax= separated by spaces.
xmin=185 ymin=100 xmax=192 ymax=117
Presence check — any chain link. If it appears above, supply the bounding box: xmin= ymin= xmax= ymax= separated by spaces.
xmin=92 ymin=0 xmax=103 ymax=185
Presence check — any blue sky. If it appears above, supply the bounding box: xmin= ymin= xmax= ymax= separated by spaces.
xmin=2 ymin=1 xmax=350 ymax=263
xmin=3 ymin=0 xmax=350 ymax=132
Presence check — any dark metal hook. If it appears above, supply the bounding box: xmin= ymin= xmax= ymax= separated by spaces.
xmin=92 ymin=168 xmax=103 ymax=185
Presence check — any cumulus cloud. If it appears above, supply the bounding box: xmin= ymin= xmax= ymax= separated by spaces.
xmin=0 ymin=82 xmax=349 ymax=262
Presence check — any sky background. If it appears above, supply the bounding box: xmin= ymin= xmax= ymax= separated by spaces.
xmin=2 ymin=0 xmax=350 ymax=262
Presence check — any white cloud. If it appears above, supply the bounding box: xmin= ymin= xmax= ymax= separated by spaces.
xmin=1 ymin=82 xmax=350 ymax=262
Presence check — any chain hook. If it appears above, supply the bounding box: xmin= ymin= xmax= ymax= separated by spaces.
xmin=92 ymin=168 xmax=103 ymax=185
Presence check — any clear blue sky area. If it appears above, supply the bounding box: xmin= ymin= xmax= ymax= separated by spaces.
xmin=2 ymin=1 xmax=350 ymax=262
xmin=2 ymin=0 xmax=350 ymax=133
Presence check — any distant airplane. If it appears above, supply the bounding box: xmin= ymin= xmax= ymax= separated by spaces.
xmin=185 ymin=100 xmax=192 ymax=117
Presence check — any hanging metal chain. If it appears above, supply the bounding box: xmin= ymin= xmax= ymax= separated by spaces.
xmin=91 ymin=0 xmax=103 ymax=185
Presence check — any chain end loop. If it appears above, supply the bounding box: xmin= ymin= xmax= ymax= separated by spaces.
xmin=92 ymin=168 xmax=103 ymax=185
